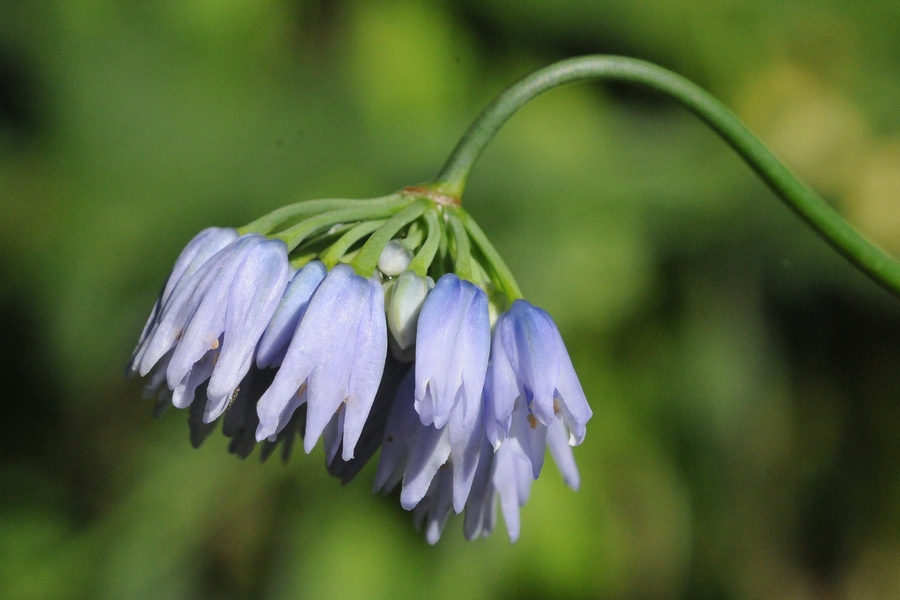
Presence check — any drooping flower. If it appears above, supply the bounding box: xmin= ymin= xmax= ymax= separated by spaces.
xmin=485 ymin=299 xmax=592 ymax=477
xmin=127 ymin=226 xmax=238 ymax=377
xmin=374 ymin=366 xmax=485 ymax=517
xmin=414 ymin=273 xmax=491 ymax=429
xmin=130 ymin=232 xmax=290 ymax=422
xmin=128 ymin=187 xmax=593 ymax=544
xmin=254 ymin=263 xmax=387 ymax=461
xmin=462 ymin=364 xmax=580 ymax=543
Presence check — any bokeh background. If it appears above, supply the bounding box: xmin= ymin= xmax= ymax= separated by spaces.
xmin=2 ymin=1 xmax=900 ymax=598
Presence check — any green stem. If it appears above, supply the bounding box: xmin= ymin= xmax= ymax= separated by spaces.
xmin=457 ymin=208 xmax=522 ymax=301
xmin=320 ymin=219 xmax=386 ymax=268
xmin=240 ymin=195 xmax=404 ymax=235
xmin=447 ymin=210 xmax=473 ymax=281
xmin=349 ymin=199 xmax=431 ymax=276
xmin=274 ymin=196 xmax=411 ymax=251
xmin=408 ymin=210 xmax=442 ymax=278
xmin=401 ymin=219 xmax=425 ymax=251
xmin=433 ymin=55 xmax=900 ymax=299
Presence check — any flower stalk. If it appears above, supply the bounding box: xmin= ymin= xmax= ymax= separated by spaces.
xmin=431 ymin=54 xmax=900 ymax=300
xmin=128 ymin=54 xmax=900 ymax=544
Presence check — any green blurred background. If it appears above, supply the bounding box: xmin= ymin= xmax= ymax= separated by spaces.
xmin=2 ymin=1 xmax=900 ymax=598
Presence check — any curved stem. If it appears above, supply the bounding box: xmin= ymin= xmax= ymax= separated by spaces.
xmin=320 ymin=219 xmax=386 ymax=268
xmin=447 ymin=211 xmax=474 ymax=281
xmin=240 ymin=195 xmax=404 ymax=235
xmin=349 ymin=199 xmax=431 ymax=276
xmin=408 ymin=210 xmax=442 ymax=278
xmin=433 ymin=55 xmax=900 ymax=299
xmin=457 ymin=208 xmax=522 ymax=302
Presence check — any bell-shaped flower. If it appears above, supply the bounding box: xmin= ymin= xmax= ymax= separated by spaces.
xmin=374 ymin=366 xmax=485 ymax=514
xmin=384 ymin=270 xmax=433 ymax=362
xmin=163 ymin=235 xmax=290 ymax=421
xmin=485 ymin=299 xmax=592 ymax=475
xmin=132 ymin=234 xmax=290 ymax=422
xmin=128 ymin=227 xmax=238 ymax=377
xmin=414 ymin=274 xmax=490 ymax=429
xmin=254 ymin=264 xmax=387 ymax=461
xmin=256 ymin=260 xmax=328 ymax=369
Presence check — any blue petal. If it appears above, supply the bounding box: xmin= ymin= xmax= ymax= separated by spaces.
xmin=255 ymin=265 xmax=355 ymax=441
xmin=413 ymin=468 xmax=454 ymax=545
xmin=414 ymin=274 xmax=490 ymax=429
xmin=493 ymin=443 xmax=533 ymax=543
xmin=171 ymin=345 xmax=217 ymax=409
xmin=136 ymin=235 xmax=244 ymax=377
xmin=509 ymin=301 xmax=560 ymax=426
xmin=303 ymin=269 xmax=370 ymax=452
xmin=208 ymin=238 xmax=289 ymax=404
xmin=128 ymin=227 xmax=238 ymax=375
xmin=547 ymin=418 xmax=580 ymax=490
xmin=508 ymin=399 xmax=549 ymax=479
xmin=552 ymin=327 xmax=592 ymax=444
xmin=256 ymin=261 xmax=327 ymax=368
xmin=399 ymin=408 xmax=451 ymax=509
xmin=341 ymin=276 xmax=388 ymax=460
xmin=447 ymin=391 xmax=484 ymax=513
xmin=373 ymin=369 xmax=420 ymax=493
xmin=463 ymin=441 xmax=496 ymax=541
xmin=414 ymin=274 xmax=463 ymax=424
xmin=487 ymin=316 xmax=519 ymax=446
xmin=166 ymin=235 xmax=265 ymax=389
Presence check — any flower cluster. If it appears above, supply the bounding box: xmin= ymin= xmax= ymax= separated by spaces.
xmin=128 ymin=190 xmax=592 ymax=543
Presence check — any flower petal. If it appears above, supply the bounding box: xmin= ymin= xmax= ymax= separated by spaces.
xmin=256 ymin=261 xmax=327 ymax=369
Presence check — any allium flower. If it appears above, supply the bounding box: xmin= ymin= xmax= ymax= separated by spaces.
xmin=414 ymin=273 xmax=491 ymax=429
xmin=129 ymin=188 xmax=592 ymax=544
xmin=374 ymin=367 xmax=485 ymax=518
xmin=130 ymin=232 xmax=290 ymax=422
xmin=255 ymin=263 xmax=387 ymax=461
xmin=127 ymin=226 xmax=238 ymax=376
xmin=485 ymin=299 xmax=593 ymax=477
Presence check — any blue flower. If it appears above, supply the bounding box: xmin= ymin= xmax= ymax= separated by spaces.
xmin=255 ymin=260 xmax=328 ymax=368
xmin=485 ymin=299 xmax=592 ymax=478
xmin=254 ymin=264 xmax=387 ymax=461
xmin=414 ymin=274 xmax=491 ymax=429
xmin=462 ymin=363 xmax=579 ymax=543
xmin=374 ymin=366 xmax=485 ymax=517
xmin=131 ymin=232 xmax=290 ymax=422
xmin=128 ymin=198 xmax=594 ymax=544
xmin=128 ymin=227 xmax=238 ymax=377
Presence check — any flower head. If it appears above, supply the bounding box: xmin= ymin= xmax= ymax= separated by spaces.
xmin=485 ymin=299 xmax=592 ymax=477
xmin=131 ymin=232 xmax=289 ymax=422
xmin=255 ymin=263 xmax=387 ymax=461
xmin=128 ymin=189 xmax=592 ymax=544
xmin=414 ymin=273 xmax=491 ymax=429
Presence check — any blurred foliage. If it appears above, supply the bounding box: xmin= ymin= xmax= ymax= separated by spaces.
xmin=1 ymin=0 xmax=900 ymax=599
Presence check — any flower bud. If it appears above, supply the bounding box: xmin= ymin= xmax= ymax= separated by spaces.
xmin=384 ymin=270 xmax=433 ymax=361
xmin=377 ymin=239 xmax=413 ymax=277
